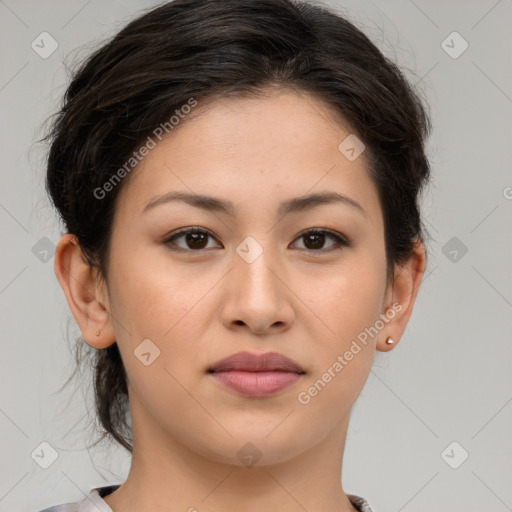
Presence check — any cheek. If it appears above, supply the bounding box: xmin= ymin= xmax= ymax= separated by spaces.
xmin=107 ymin=246 xmax=219 ymax=370
xmin=294 ymin=278 xmax=382 ymax=427
xmin=305 ymin=253 xmax=386 ymax=343
xmin=108 ymin=241 xmax=192 ymax=328
xmin=296 ymin=252 xmax=386 ymax=395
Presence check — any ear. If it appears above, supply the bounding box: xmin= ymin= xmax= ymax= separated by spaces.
xmin=54 ymin=233 xmax=116 ymax=349
xmin=377 ymin=238 xmax=426 ymax=352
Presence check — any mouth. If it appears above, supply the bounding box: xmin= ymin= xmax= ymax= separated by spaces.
xmin=207 ymin=351 xmax=305 ymax=398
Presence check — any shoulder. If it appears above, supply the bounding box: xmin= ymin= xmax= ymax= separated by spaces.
xmin=347 ymin=493 xmax=376 ymax=512
xmin=34 ymin=485 xmax=118 ymax=512
xmin=35 ymin=501 xmax=82 ymax=512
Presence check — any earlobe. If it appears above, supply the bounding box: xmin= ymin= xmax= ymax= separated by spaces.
xmin=54 ymin=233 xmax=116 ymax=349
xmin=376 ymin=238 xmax=426 ymax=352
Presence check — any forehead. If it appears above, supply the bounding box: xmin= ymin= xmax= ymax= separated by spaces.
xmin=115 ymin=88 xmax=382 ymax=223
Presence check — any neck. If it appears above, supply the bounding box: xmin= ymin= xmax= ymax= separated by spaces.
xmin=103 ymin=394 xmax=358 ymax=512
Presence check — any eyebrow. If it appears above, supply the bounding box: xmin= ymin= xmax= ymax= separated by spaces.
xmin=142 ymin=190 xmax=366 ymax=218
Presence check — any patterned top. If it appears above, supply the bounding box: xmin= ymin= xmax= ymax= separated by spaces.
xmin=36 ymin=484 xmax=375 ymax=511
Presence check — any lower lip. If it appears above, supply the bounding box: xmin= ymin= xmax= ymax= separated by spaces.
xmin=210 ymin=370 xmax=302 ymax=397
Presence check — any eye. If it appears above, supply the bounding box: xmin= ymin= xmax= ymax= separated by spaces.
xmin=292 ymin=228 xmax=349 ymax=252
xmin=164 ymin=227 xmax=222 ymax=251
xmin=164 ymin=227 xmax=349 ymax=253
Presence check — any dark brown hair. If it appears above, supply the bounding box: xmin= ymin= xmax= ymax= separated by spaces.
xmin=43 ymin=0 xmax=432 ymax=453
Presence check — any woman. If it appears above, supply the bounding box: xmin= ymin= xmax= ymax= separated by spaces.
xmin=39 ymin=0 xmax=431 ymax=510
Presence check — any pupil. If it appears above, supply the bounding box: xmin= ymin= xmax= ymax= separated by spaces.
xmin=187 ymin=232 xmax=207 ymax=249
xmin=306 ymin=233 xmax=324 ymax=249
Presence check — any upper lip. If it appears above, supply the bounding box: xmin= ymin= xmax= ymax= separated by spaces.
xmin=208 ymin=351 xmax=305 ymax=374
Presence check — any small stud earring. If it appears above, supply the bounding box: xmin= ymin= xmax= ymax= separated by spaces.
xmin=385 ymin=336 xmax=395 ymax=345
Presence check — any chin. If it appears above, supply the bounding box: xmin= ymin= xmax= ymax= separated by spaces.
xmin=190 ymin=428 xmax=309 ymax=468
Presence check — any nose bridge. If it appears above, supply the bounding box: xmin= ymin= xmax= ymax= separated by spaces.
xmin=234 ymin=235 xmax=280 ymax=300
xmin=223 ymin=234 xmax=293 ymax=333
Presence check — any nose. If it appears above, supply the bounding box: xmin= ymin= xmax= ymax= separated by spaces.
xmin=220 ymin=242 xmax=295 ymax=335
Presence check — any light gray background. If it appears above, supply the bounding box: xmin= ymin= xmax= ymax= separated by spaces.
xmin=1 ymin=1 xmax=511 ymax=511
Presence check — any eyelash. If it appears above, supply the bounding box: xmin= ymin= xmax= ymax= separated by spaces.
xmin=163 ymin=227 xmax=349 ymax=253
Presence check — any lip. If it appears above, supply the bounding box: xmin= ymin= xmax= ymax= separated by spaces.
xmin=208 ymin=351 xmax=305 ymax=398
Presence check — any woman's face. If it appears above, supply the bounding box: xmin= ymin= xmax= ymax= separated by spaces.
xmin=89 ymin=88 xmax=416 ymax=465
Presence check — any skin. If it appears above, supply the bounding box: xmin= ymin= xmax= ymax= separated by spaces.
xmin=55 ymin=88 xmax=426 ymax=512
